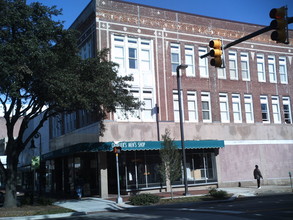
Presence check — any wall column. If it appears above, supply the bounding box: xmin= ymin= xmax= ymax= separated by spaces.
xmin=98 ymin=152 xmax=108 ymax=198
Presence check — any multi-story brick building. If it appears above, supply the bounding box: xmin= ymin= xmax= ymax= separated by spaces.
xmin=43 ymin=0 xmax=293 ymax=198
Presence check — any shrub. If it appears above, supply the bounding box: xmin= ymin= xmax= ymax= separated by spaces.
xmin=209 ymin=188 xmax=228 ymax=199
xmin=129 ymin=193 xmax=160 ymax=205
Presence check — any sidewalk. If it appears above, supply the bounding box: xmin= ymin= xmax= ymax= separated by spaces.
xmin=1 ymin=185 xmax=292 ymax=220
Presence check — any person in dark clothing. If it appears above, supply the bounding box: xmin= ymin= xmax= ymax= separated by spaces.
xmin=253 ymin=165 xmax=263 ymax=189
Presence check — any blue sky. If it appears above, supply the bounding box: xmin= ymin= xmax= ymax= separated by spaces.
xmin=27 ymin=0 xmax=293 ymax=29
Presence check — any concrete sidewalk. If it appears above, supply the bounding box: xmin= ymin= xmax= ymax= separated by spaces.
xmin=1 ymin=185 xmax=292 ymax=220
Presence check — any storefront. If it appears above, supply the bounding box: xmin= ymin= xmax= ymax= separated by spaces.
xmin=42 ymin=140 xmax=224 ymax=197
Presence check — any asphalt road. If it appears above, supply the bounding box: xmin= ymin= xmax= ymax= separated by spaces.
xmin=50 ymin=194 xmax=293 ymax=220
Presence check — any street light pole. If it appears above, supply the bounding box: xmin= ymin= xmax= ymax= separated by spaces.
xmin=176 ymin=64 xmax=189 ymax=196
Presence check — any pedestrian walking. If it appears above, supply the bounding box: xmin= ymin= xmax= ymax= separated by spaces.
xmin=253 ymin=165 xmax=263 ymax=189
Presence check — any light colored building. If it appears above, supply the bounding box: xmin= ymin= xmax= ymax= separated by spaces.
xmin=43 ymin=0 xmax=293 ymax=198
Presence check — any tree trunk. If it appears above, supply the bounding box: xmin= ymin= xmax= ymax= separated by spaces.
xmin=4 ymin=164 xmax=18 ymax=208
xmin=3 ymin=141 xmax=19 ymax=208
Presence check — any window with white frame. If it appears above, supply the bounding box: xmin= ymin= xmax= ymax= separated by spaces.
xmin=112 ymin=35 xmax=155 ymax=122
xmin=244 ymin=94 xmax=254 ymax=123
xmin=185 ymin=45 xmax=195 ymax=77
xmin=268 ymin=56 xmax=277 ymax=83
xmin=279 ymin=57 xmax=288 ymax=84
xmin=260 ymin=96 xmax=270 ymax=123
xmin=187 ymin=91 xmax=198 ymax=122
xmin=198 ymin=47 xmax=209 ymax=78
xmin=219 ymin=93 xmax=230 ymax=123
xmin=229 ymin=51 xmax=238 ymax=80
xmin=217 ymin=67 xmax=226 ymax=79
xmin=201 ymin=92 xmax=212 ymax=122
xmin=142 ymin=90 xmax=154 ymax=121
xmin=173 ymin=90 xmax=184 ymax=122
xmin=240 ymin=52 xmax=250 ymax=81
xmin=282 ymin=97 xmax=292 ymax=124
xmin=232 ymin=94 xmax=242 ymax=123
xmin=271 ymin=96 xmax=281 ymax=123
xmin=257 ymin=54 xmax=266 ymax=82
xmin=171 ymin=43 xmax=180 ymax=74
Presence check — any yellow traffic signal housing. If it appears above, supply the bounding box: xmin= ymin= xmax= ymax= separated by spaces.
xmin=270 ymin=6 xmax=289 ymax=44
xmin=209 ymin=39 xmax=223 ymax=67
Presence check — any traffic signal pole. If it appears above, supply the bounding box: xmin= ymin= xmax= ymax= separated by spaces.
xmin=200 ymin=15 xmax=293 ymax=60
xmin=200 ymin=26 xmax=273 ymax=59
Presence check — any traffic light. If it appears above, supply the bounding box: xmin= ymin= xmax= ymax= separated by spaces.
xmin=113 ymin=146 xmax=121 ymax=154
xmin=209 ymin=39 xmax=223 ymax=67
xmin=270 ymin=6 xmax=289 ymax=44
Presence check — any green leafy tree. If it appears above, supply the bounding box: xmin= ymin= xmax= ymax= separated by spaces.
xmin=159 ymin=129 xmax=181 ymax=199
xmin=0 ymin=0 xmax=139 ymax=207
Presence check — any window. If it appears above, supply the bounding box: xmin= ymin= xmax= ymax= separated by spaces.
xmin=279 ymin=57 xmax=288 ymax=84
xmin=229 ymin=51 xmax=238 ymax=80
xmin=244 ymin=95 xmax=254 ymax=123
xmin=260 ymin=96 xmax=270 ymax=123
xmin=232 ymin=94 xmax=242 ymax=123
xmin=185 ymin=45 xmax=195 ymax=77
xmin=173 ymin=90 xmax=183 ymax=122
xmin=219 ymin=93 xmax=230 ymax=123
xmin=217 ymin=67 xmax=226 ymax=79
xmin=268 ymin=56 xmax=277 ymax=83
xmin=198 ymin=47 xmax=209 ymax=78
xmin=171 ymin=43 xmax=180 ymax=74
xmin=187 ymin=91 xmax=198 ymax=122
xmin=112 ymin=35 xmax=155 ymax=122
xmin=79 ymin=38 xmax=93 ymax=60
xmin=142 ymin=90 xmax=154 ymax=121
xmin=271 ymin=96 xmax=281 ymax=123
xmin=257 ymin=54 xmax=266 ymax=82
xmin=240 ymin=52 xmax=250 ymax=81
xmin=201 ymin=92 xmax=211 ymax=122
xmin=282 ymin=97 xmax=292 ymax=124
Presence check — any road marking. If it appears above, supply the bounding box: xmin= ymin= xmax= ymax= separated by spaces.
xmin=160 ymin=208 xmax=244 ymax=215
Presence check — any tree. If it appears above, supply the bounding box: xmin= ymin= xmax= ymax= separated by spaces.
xmin=0 ymin=0 xmax=139 ymax=207
xmin=159 ymin=129 xmax=181 ymax=199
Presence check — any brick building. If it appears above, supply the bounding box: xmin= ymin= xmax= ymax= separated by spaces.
xmin=44 ymin=0 xmax=293 ymax=198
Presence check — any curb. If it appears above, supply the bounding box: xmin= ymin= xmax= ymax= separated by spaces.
xmin=0 ymin=211 xmax=86 ymax=220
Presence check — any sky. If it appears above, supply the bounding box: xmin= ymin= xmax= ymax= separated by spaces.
xmin=26 ymin=0 xmax=293 ymax=29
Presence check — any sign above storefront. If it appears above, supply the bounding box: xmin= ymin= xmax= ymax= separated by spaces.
xmin=43 ymin=140 xmax=224 ymax=160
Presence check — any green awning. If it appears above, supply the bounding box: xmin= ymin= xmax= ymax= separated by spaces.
xmin=42 ymin=140 xmax=224 ymax=160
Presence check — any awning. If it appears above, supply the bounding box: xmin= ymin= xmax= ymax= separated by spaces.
xmin=42 ymin=140 xmax=224 ymax=160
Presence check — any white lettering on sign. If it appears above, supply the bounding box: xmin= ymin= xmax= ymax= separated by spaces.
xmin=111 ymin=142 xmax=146 ymax=148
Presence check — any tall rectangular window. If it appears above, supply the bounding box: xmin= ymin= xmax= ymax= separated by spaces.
xmin=128 ymin=38 xmax=138 ymax=69
xmin=229 ymin=51 xmax=238 ymax=80
xmin=201 ymin=92 xmax=211 ymax=122
xmin=142 ymin=90 xmax=154 ymax=121
xmin=271 ymin=96 xmax=281 ymax=123
xmin=257 ymin=54 xmax=266 ymax=82
xmin=282 ymin=97 xmax=292 ymax=124
xmin=185 ymin=45 xmax=195 ymax=77
xmin=268 ymin=56 xmax=277 ymax=83
xmin=279 ymin=57 xmax=288 ymax=84
xmin=244 ymin=94 xmax=254 ymax=123
xmin=217 ymin=67 xmax=226 ymax=79
xmin=232 ymin=94 xmax=242 ymax=123
xmin=240 ymin=52 xmax=250 ymax=81
xmin=171 ymin=43 xmax=180 ymax=74
xmin=260 ymin=96 xmax=270 ymax=123
xmin=187 ymin=91 xmax=198 ymax=122
xmin=198 ymin=47 xmax=209 ymax=78
xmin=219 ymin=93 xmax=230 ymax=123
xmin=173 ymin=90 xmax=183 ymax=122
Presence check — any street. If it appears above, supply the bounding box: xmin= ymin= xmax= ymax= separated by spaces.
xmin=49 ymin=194 xmax=293 ymax=220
